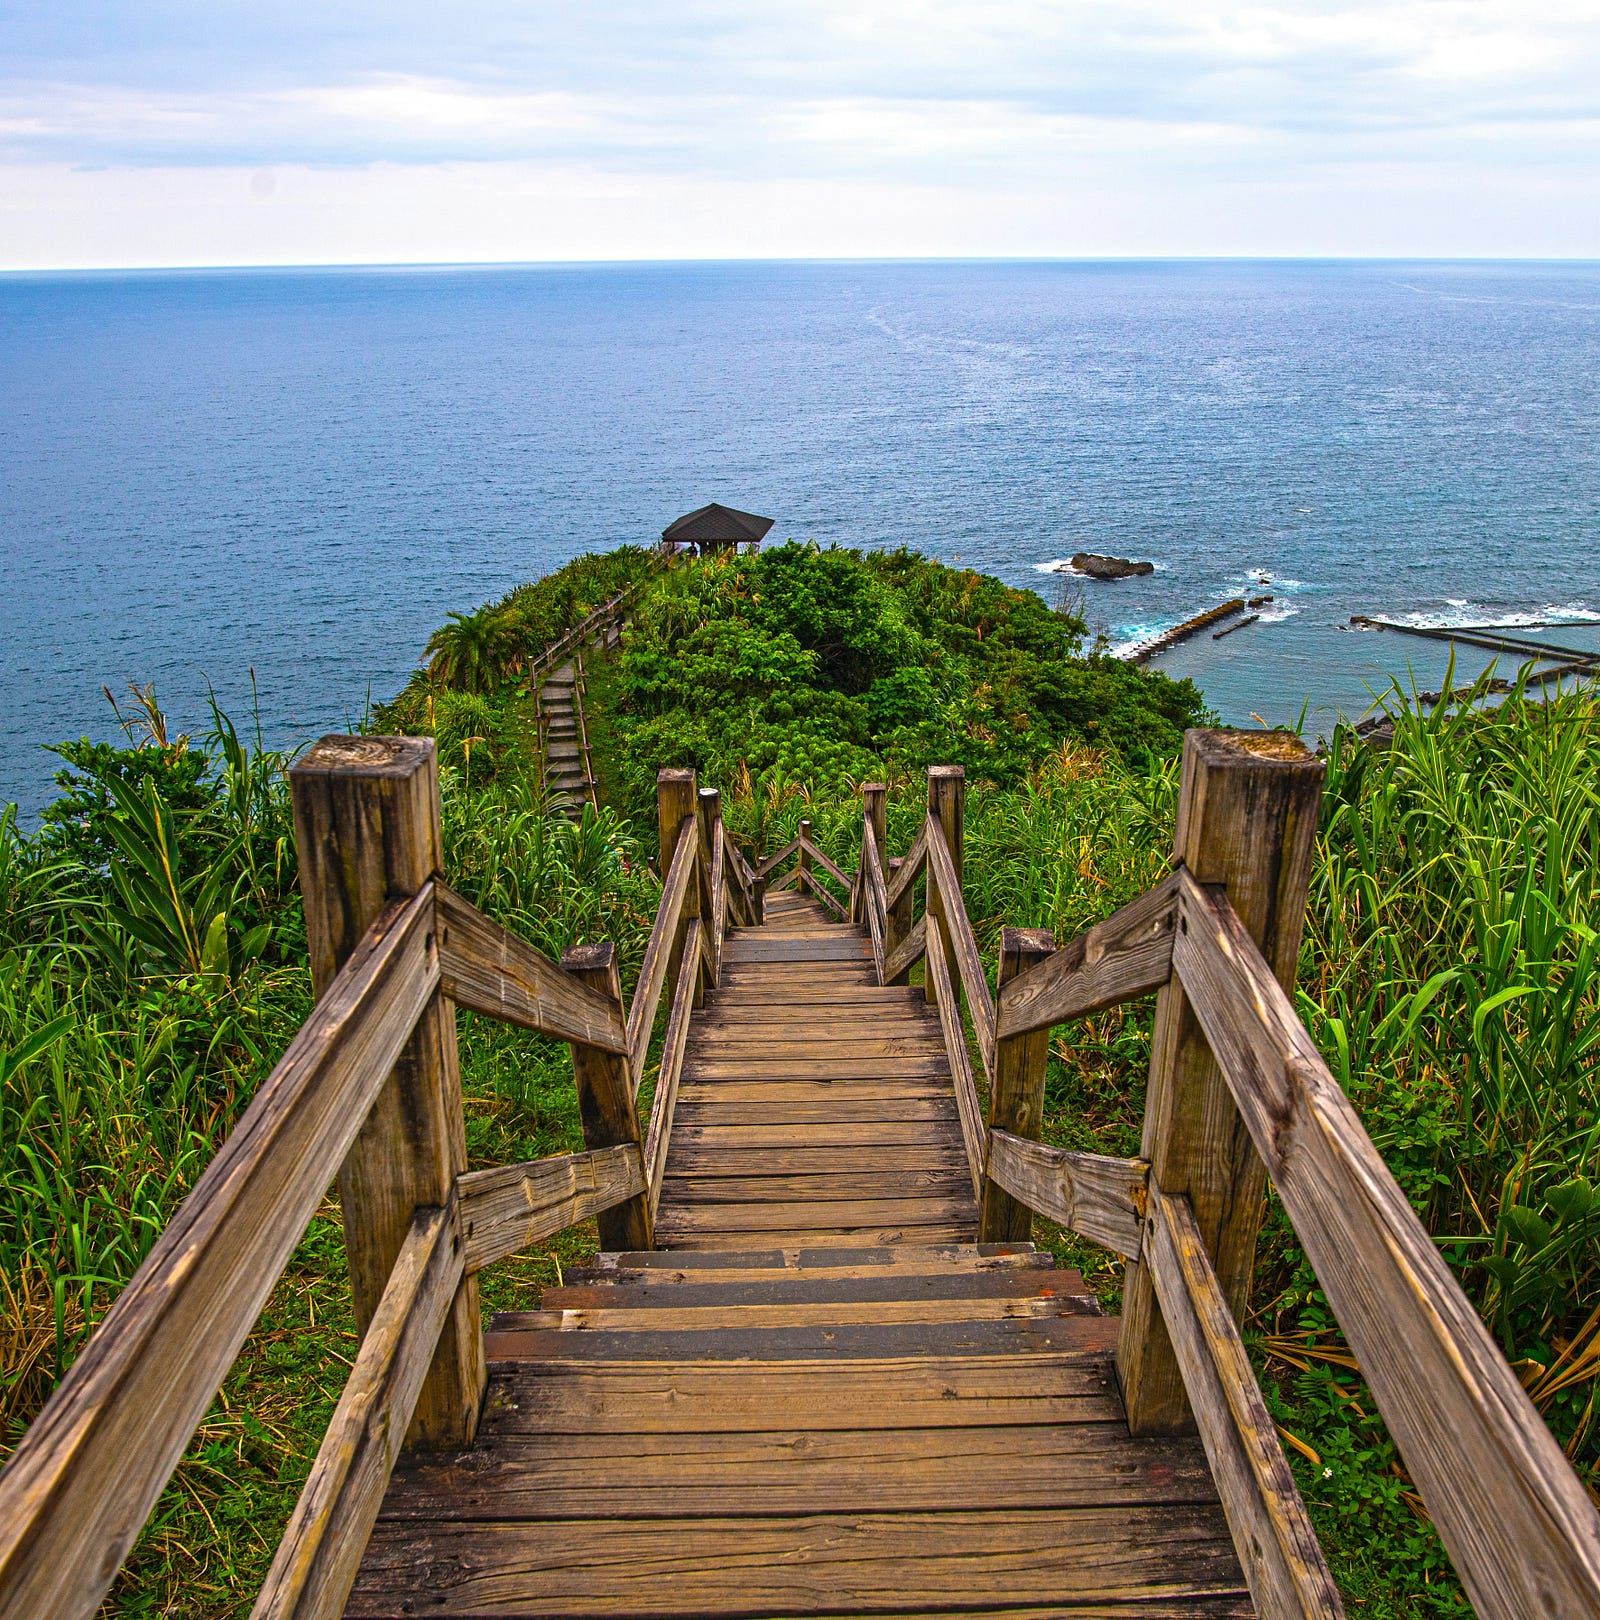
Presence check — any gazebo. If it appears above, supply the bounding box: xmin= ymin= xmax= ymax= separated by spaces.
xmin=660 ymin=503 xmax=775 ymax=557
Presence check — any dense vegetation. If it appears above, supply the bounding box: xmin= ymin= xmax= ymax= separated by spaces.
xmin=3 ymin=542 xmax=1596 ymax=1618
xmin=598 ymin=543 xmax=1207 ymax=820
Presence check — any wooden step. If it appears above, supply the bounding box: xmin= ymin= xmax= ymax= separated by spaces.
xmin=539 ymin=1270 xmax=1088 ymax=1310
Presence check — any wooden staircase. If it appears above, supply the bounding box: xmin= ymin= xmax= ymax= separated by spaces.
xmin=343 ymin=889 xmax=1253 ymax=1617
xmin=535 ymin=659 xmax=590 ymax=816
xmin=11 ymin=736 xmax=1600 ymax=1620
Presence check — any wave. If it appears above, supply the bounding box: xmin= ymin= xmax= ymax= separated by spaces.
xmin=1373 ymin=602 xmax=1600 ymax=631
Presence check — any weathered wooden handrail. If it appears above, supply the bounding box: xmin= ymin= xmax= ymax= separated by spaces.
xmin=0 ymin=731 xmax=684 ymax=1620
xmin=623 ymin=810 xmax=698 ymax=1093
xmin=924 ymin=814 xmax=996 ymax=1079
xmin=923 ymin=914 xmax=985 ymax=1196
xmin=866 ymin=739 xmax=1600 ymax=1617
xmin=1173 ymin=870 xmax=1600 ymax=1616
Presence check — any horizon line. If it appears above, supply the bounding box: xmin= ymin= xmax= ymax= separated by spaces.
xmin=6 ymin=252 xmax=1600 ymax=277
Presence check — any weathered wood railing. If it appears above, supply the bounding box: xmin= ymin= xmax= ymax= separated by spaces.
xmin=0 ymin=738 xmax=745 ymax=1620
xmin=847 ymin=738 xmax=1600 ymax=1620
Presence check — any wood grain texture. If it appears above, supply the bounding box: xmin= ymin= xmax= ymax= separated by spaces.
xmin=658 ymin=772 xmax=703 ymax=1014
xmin=643 ymin=918 xmax=700 ymax=1219
xmin=923 ymin=769 xmax=964 ymax=1016
xmin=624 ymin=813 xmax=697 ymax=1092
xmin=467 ymin=1352 xmax=1122 ymax=1433
xmin=435 ymin=884 xmax=626 ymax=1053
xmin=924 ymin=814 xmax=996 ymax=1069
xmin=882 ymin=913 xmax=927 ymax=985
xmin=756 ymin=834 xmax=802 ymax=878
xmin=347 ymin=1506 xmax=1248 ymax=1616
xmin=979 ymin=929 xmax=1056 ymax=1245
xmin=924 ymin=917 xmax=986 ymax=1198
xmin=859 ymin=815 xmax=889 ymax=982
xmin=1120 ymin=728 xmax=1324 ymax=1437
xmin=560 ymin=943 xmax=652 ymax=1252
xmin=1142 ymin=1181 xmax=1343 ymax=1620
xmin=995 ymin=872 xmax=1181 ymax=1040
xmin=797 ymin=835 xmax=854 ymax=894
xmin=252 ymin=1201 xmax=466 ymax=1620
xmin=457 ymin=1145 xmax=646 ymax=1274
xmin=0 ymin=888 xmax=436 ymax=1620
xmin=290 ymin=737 xmax=484 ymax=1452
xmin=984 ymin=1131 xmax=1147 ymax=1260
xmin=1175 ymin=872 xmax=1600 ymax=1619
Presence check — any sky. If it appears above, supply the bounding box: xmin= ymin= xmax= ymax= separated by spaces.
xmin=2 ymin=1 xmax=1599 ymax=268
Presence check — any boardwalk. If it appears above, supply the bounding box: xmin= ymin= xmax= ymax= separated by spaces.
xmin=345 ymin=890 xmax=1252 ymax=1617
xmin=9 ymin=734 xmax=1598 ymax=1620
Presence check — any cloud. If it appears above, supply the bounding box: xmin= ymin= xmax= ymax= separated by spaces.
xmin=1 ymin=1 xmax=1597 ymax=263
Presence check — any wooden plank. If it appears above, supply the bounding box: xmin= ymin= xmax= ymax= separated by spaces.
xmin=684 ymin=1037 xmax=945 ymax=1062
xmin=996 ymin=871 xmax=1181 ymax=1040
xmin=539 ymin=1272 xmax=1077 ymax=1309
xmin=860 ymin=815 xmax=888 ymax=981
xmin=800 ymin=869 xmax=849 ymax=920
xmin=669 ymin=1122 xmax=960 ymax=1149
xmin=471 ymin=1352 xmax=1122 ymax=1433
xmin=923 ymin=769 xmax=964 ymax=1017
xmin=756 ymin=834 xmax=802 ymax=878
xmin=797 ymin=834 xmax=854 ymax=893
xmin=924 ymin=916 xmax=985 ymax=1197
xmin=483 ymin=1313 xmax=1119 ymax=1361
xmin=457 ymin=1144 xmax=646 ymax=1274
xmin=600 ymin=1244 xmax=1044 ymax=1268
xmin=251 ymin=1202 xmax=465 ymax=1620
xmin=680 ymin=1057 xmax=951 ymax=1082
xmin=379 ymin=1423 xmax=1219 ymax=1519
xmin=882 ymin=913 xmax=927 ymax=983
xmin=1174 ymin=872 xmax=1600 ymax=1618
xmin=668 ymin=1097 xmax=960 ymax=1125
xmin=653 ymin=1197 xmax=978 ymax=1232
xmin=984 ymin=1130 xmax=1147 ymax=1260
xmin=435 ymin=884 xmax=626 ymax=1053
xmin=348 ymin=1505 xmax=1248 ymax=1616
xmin=659 ymin=1170 xmax=977 ymax=1202
xmin=924 ymin=811 xmax=995 ymax=1066
xmin=561 ymin=943 xmax=652 ymax=1251
xmin=643 ymin=918 xmax=699 ymax=1220
xmin=0 ymin=888 xmax=437 ymax=1620
xmin=624 ymin=813 xmax=697 ymax=1091
xmin=658 ymin=773 xmax=703 ymax=1012
xmin=883 ymin=821 xmax=927 ymax=913
xmin=675 ymin=1082 xmax=954 ymax=1108
xmin=670 ymin=1145 xmax=970 ymax=1176
xmin=1143 ymin=1182 xmax=1343 ymax=1619
xmin=1121 ymin=728 xmax=1325 ymax=1437
xmin=720 ymin=937 xmax=869 ymax=962
xmin=517 ymin=1297 xmax=1094 ymax=1333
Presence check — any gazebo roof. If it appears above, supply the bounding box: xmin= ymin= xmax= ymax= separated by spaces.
xmin=661 ymin=503 xmax=776 ymax=544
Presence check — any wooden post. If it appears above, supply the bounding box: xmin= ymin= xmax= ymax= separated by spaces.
xmin=698 ymin=786 xmax=725 ymax=953
xmin=979 ymin=927 xmax=1056 ymax=1242
xmin=657 ymin=768 xmax=703 ymax=1009
xmin=1119 ymin=729 xmax=1324 ymax=1435
xmin=886 ymin=857 xmax=913 ymax=985
xmin=289 ymin=735 xmax=483 ymax=1448
xmin=798 ymin=816 xmax=813 ymax=898
xmin=923 ymin=766 xmax=964 ymax=1010
xmin=857 ymin=784 xmax=886 ymax=922
xmin=559 ymin=941 xmax=653 ymax=1251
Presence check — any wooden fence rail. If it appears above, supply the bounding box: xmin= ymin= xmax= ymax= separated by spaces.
xmin=839 ymin=735 xmax=1600 ymax=1620
xmin=0 ymin=732 xmax=744 ymax=1620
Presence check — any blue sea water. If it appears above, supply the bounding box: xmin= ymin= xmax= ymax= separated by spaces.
xmin=3 ymin=259 xmax=1598 ymax=821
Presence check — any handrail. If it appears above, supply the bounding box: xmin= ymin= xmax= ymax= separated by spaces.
xmin=923 ymin=815 xmax=996 ymax=1081
xmin=923 ymin=914 xmax=985 ymax=1196
xmin=864 ymin=742 xmax=1600 ymax=1618
xmin=797 ymin=833 xmax=853 ymax=894
xmin=1173 ymin=871 xmax=1600 ymax=1615
xmin=0 ymin=736 xmax=696 ymax=1620
xmin=623 ymin=813 xmax=698 ymax=1093
xmin=573 ymin=654 xmax=597 ymax=810
xmin=859 ymin=816 xmax=888 ymax=983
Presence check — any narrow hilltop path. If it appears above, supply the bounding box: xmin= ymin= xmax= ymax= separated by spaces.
xmin=346 ymin=889 xmax=1252 ymax=1617
xmin=535 ymin=658 xmax=590 ymax=816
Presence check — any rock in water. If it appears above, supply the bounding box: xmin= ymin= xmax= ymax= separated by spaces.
xmin=1069 ymin=552 xmax=1155 ymax=580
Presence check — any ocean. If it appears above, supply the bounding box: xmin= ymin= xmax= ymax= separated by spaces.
xmin=3 ymin=259 xmax=1598 ymax=820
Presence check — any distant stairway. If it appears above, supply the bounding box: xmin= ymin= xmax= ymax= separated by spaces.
xmin=535 ymin=659 xmax=591 ymax=817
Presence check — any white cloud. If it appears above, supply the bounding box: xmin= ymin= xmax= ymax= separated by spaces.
xmin=0 ymin=0 xmax=1597 ymax=263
